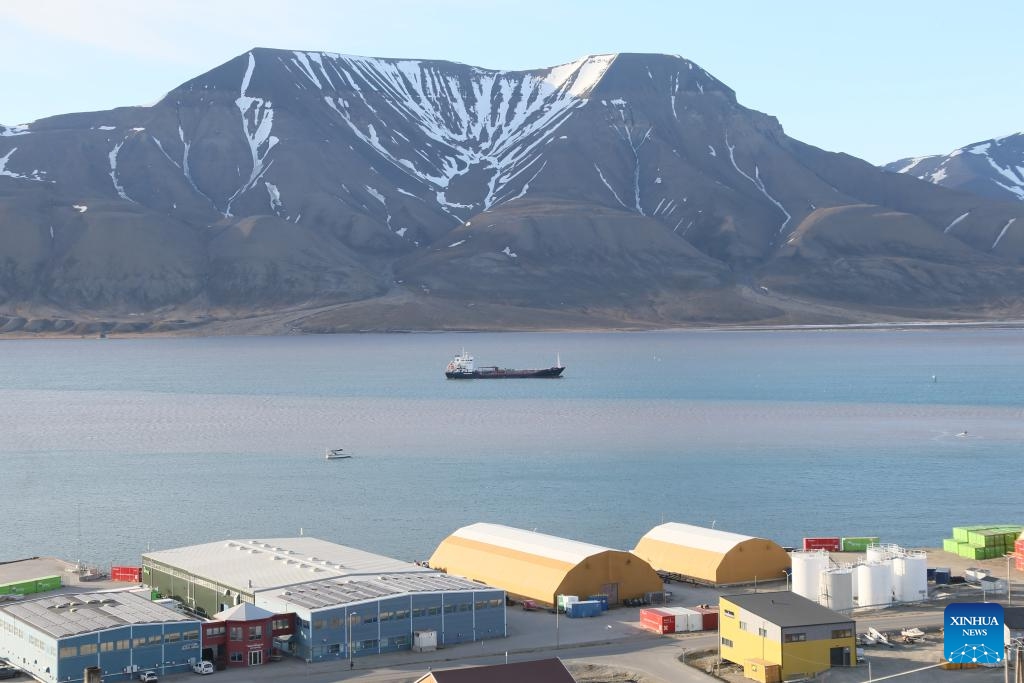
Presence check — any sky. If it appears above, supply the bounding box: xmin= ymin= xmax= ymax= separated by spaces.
xmin=1 ymin=0 xmax=1020 ymax=166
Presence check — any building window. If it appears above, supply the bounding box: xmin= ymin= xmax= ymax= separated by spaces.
xmin=739 ymin=621 xmax=748 ymax=631
xmin=133 ymin=637 xmax=147 ymax=648
xmin=230 ymin=627 xmax=243 ymax=641
xmin=165 ymin=632 xmax=180 ymax=643
xmin=147 ymin=635 xmax=162 ymax=645
xmin=758 ymin=627 xmax=768 ymax=637
xmin=272 ymin=619 xmax=289 ymax=631
xmin=100 ymin=641 xmax=114 ymax=652
xmin=413 ymin=608 xmax=426 ymax=618
xmin=395 ymin=610 xmax=409 ymax=620
xmin=724 ymin=609 xmax=735 ymax=618
xmin=313 ymin=620 xmax=324 ymax=630
xmin=721 ymin=637 xmax=734 ymax=647
xmin=117 ymin=639 xmax=130 ymax=650
xmin=443 ymin=604 xmax=456 ymax=614
xmin=428 ymin=606 xmax=440 ymax=616
xmin=832 ymin=629 xmax=853 ymax=639
xmin=329 ymin=643 xmax=341 ymax=654
xmin=79 ymin=643 xmax=98 ymax=655
xmin=230 ymin=652 xmax=243 ymax=663
xmin=59 ymin=646 xmax=77 ymax=658
xmin=183 ymin=630 xmax=199 ymax=641
xmin=206 ymin=626 xmax=225 ymax=637
xmin=784 ymin=633 xmax=807 ymax=643
xmin=249 ymin=625 xmax=263 ymax=641
xmin=330 ymin=617 xmax=341 ymax=628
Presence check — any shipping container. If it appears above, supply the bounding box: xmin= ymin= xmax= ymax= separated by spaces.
xmin=840 ymin=537 xmax=880 ymax=552
xmin=639 ymin=608 xmax=675 ymax=634
xmin=663 ymin=607 xmax=703 ymax=632
xmin=557 ymin=595 xmax=579 ymax=613
xmin=587 ymin=594 xmax=609 ymax=611
xmin=691 ymin=605 xmax=719 ymax=630
xmin=110 ymin=565 xmax=142 ymax=582
xmin=942 ymin=538 xmax=959 ymax=554
xmin=933 ymin=568 xmax=951 ymax=585
xmin=0 ymin=575 xmax=61 ymax=596
xmin=567 ymin=600 xmax=602 ymax=618
xmin=803 ymin=537 xmax=842 ymax=552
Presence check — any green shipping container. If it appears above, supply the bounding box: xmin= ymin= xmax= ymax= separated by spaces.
xmin=943 ymin=538 xmax=959 ymax=553
xmin=954 ymin=525 xmax=996 ymax=542
xmin=842 ymin=537 xmax=881 ymax=552
xmin=961 ymin=546 xmax=988 ymax=560
xmin=0 ymin=575 xmax=61 ymax=596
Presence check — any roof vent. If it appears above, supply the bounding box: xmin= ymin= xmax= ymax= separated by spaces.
xmin=308 ymin=557 xmax=319 ymax=562
xmin=273 ymin=556 xmax=284 ymax=561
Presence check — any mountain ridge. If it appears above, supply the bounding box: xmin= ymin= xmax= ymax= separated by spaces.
xmin=3 ymin=49 xmax=1024 ymax=335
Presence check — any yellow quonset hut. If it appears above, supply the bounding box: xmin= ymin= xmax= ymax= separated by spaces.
xmin=720 ymin=592 xmax=856 ymax=682
xmin=633 ymin=522 xmax=790 ymax=586
xmin=429 ymin=523 xmax=663 ymax=607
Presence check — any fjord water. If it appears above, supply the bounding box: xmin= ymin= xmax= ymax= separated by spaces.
xmin=2 ymin=329 xmax=1022 ymax=567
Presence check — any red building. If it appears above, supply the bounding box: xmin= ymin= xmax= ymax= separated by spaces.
xmin=202 ymin=603 xmax=294 ymax=668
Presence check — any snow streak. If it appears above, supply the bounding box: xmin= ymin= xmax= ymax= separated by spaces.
xmin=944 ymin=212 xmax=969 ymax=234
xmin=227 ymin=52 xmax=279 ymax=216
xmin=725 ymin=132 xmax=790 ymax=233
xmin=992 ymin=218 xmax=1016 ymax=250
xmin=108 ymin=135 xmax=135 ymax=202
xmin=0 ymin=147 xmax=47 ymax=181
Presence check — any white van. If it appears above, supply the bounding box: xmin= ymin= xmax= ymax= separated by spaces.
xmin=191 ymin=661 xmax=214 ymax=675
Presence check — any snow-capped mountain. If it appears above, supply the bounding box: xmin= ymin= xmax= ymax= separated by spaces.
xmin=886 ymin=133 xmax=1024 ymax=203
xmin=3 ymin=49 xmax=1024 ymax=333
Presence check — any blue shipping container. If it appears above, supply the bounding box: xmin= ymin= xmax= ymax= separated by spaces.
xmin=587 ymin=594 xmax=609 ymax=611
xmin=926 ymin=568 xmax=936 ymax=581
xmin=934 ymin=568 xmax=951 ymax=585
xmin=567 ymin=600 xmax=602 ymax=618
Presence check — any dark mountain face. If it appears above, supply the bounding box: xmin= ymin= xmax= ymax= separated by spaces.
xmin=886 ymin=133 xmax=1024 ymax=205
xmin=3 ymin=49 xmax=1024 ymax=334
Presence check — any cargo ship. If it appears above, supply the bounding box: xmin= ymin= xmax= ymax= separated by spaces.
xmin=445 ymin=350 xmax=565 ymax=379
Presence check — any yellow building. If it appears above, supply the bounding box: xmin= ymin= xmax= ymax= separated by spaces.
xmin=719 ymin=592 xmax=856 ymax=682
xmin=633 ymin=522 xmax=791 ymax=586
xmin=429 ymin=523 xmax=663 ymax=607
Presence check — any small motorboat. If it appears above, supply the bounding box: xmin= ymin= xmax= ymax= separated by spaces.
xmin=325 ymin=448 xmax=351 ymax=460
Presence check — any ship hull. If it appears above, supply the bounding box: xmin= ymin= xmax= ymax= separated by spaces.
xmin=445 ymin=367 xmax=565 ymax=379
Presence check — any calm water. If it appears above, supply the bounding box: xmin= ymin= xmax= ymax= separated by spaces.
xmin=1 ymin=329 xmax=1022 ymax=567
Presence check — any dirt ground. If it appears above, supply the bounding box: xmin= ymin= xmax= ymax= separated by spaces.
xmin=568 ymin=662 xmax=652 ymax=682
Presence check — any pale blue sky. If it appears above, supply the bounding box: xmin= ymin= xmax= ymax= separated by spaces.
xmin=2 ymin=0 xmax=1020 ymax=165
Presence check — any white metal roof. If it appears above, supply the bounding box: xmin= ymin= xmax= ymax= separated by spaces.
xmin=143 ymin=537 xmax=432 ymax=592
xmin=450 ymin=523 xmax=613 ymax=566
xmin=256 ymin=572 xmax=496 ymax=618
xmin=0 ymin=591 xmax=194 ymax=639
xmin=640 ymin=523 xmax=755 ymax=555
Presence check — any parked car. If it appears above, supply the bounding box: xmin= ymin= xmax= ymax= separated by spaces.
xmin=192 ymin=661 xmax=214 ymax=675
xmin=0 ymin=667 xmax=20 ymax=680
xmin=139 ymin=672 xmax=158 ymax=682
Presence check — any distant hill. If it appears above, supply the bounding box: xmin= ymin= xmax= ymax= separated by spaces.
xmin=886 ymin=133 xmax=1024 ymax=204
xmin=3 ymin=49 xmax=1024 ymax=335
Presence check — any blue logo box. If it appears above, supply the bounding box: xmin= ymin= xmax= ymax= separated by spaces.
xmin=944 ymin=603 xmax=1004 ymax=664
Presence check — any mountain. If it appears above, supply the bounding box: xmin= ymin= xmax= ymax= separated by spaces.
xmin=885 ymin=133 xmax=1024 ymax=204
xmin=3 ymin=49 xmax=1024 ymax=335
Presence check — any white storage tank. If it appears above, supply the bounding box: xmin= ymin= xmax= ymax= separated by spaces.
xmin=893 ymin=551 xmax=928 ymax=602
xmin=865 ymin=543 xmax=900 ymax=563
xmin=819 ymin=567 xmax=854 ymax=612
xmin=856 ymin=562 xmax=893 ymax=608
xmin=791 ymin=551 xmax=830 ymax=602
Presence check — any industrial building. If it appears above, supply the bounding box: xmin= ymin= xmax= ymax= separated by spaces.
xmin=0 ymin=590 xmax=202 ymax=683
xmin=414 ymin=657 xmax=578 ymax=683
xmin=142 ymin=537 xmax=506 ymax=662
xmin=429 ymin=523 xmax=663 ymax=607
xmin=632 ymin=523 xmax=791 ymax=586
xmin=719 ymin=592 xmax=857 ymax=682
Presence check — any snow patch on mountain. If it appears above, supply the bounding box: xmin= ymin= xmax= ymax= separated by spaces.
xmin=0 ymin=124 xmax=30 ymax=136
xmin=725 ymin=132 xmax=790 ymax=233
xmin=227 ymin=51 xmax=279 ymax=216
xmin=993 ymin=218 xmax=1016 ymax=250
xmin=0 ymin=147 xmax=48 ymax=182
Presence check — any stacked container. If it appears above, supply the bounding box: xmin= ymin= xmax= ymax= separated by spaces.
xmin=640 ymin=608 xmax=676 ymax=634
xmin=566 ymin=600 xmax=603 ymax=618
xmin=691 ymin=605 xmax=719 ymax=630
xmin=943 ymin=524 xmax=1023 ymax=560
xmin=1016 ymin=533 xmax=1024 ymax=572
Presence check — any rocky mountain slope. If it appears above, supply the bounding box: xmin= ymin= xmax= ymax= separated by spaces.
xmin=3 ymin=50 xmax=1024 ymax=334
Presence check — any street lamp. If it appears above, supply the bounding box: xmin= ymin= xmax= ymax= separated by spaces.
xmin=1006 ymin=552 xmax=1016 ymax=606
xmin=555 ymin=604 xmax=559 ymax=650
xmin=348 ymin=612 xmax=358 ymax=670
xmin=782 ymin=570 xmax=790 ymax=591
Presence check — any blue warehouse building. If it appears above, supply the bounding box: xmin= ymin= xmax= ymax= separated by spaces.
xmin=0 ymin=591 xmax=202 ymax=683
xmin=143 ymin=537 xmax=506 ymax=663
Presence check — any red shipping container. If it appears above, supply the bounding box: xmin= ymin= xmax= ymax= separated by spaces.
xmin=110 ymin=566 xmax=142 ymax=583
xmin=803 ymin=537 xmax=842 ymax=552
xmin=691 ymin=605 xmax=719 ymax=631
xmin=639 ymin=608 xmax=675 ymax=634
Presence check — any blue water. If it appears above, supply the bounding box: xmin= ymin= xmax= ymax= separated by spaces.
xmin=1 ymin=329 xmax=1022 ymax=567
